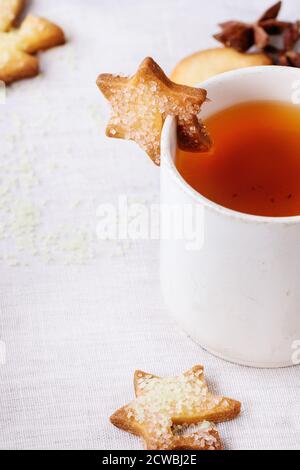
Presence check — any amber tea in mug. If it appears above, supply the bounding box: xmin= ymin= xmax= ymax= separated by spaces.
xmin=176 ymin=101 xmax=300 ymax=217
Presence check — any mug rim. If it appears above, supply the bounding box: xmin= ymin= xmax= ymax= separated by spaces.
xmin=161 ymin=65 xmax=300 ymax=225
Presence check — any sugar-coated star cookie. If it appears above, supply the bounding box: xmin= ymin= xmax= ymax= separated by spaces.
xmin=110 ymin=365 xmax=241 ymax=450
xmin=97 ymin=57 xmax=211 ymax=165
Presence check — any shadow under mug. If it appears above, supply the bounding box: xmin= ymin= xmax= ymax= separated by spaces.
xmin=160 ymin=66 xmax=300 ymax=368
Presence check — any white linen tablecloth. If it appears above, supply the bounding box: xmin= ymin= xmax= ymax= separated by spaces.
xmin=0 ymin=0 xmax=299 ymax=450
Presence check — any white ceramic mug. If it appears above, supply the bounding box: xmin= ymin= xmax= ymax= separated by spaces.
xmin=160 ymin=66 xmax=300 ymax=368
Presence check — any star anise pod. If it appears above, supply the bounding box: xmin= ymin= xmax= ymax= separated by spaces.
xmin=214 ymin=1 xmax=291 ymax=52
xmin=265 ymin=21 xmax=300 ymax=67
xmin=284 ymin=20 xmax=300 ymax=49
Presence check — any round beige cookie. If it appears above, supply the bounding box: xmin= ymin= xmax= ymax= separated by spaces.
xmin=171 ymin=47 xmax=272 ymax=86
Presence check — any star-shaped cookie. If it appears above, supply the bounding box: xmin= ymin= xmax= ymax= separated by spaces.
xmin=0 ymin=0 xmax=65 ymax=84
xmin=110 ymin=365 xmax=241 ymax=450
xmin=97 ymin=57 xmax=211 ymax=165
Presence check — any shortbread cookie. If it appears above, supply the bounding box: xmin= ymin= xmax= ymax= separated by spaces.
xmin=110 ymin=365 xmax=241 ymax=450
xmin=171 ymin=47 xmax=272 ymax=86
xmin=97 ymin=57 xmax=211 ymax=165
xmin=0 ymin=0 xmax=65 ymax=84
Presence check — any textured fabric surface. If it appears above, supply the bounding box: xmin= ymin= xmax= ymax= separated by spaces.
xmin=0 ymin=0 xmax=299 ymax=450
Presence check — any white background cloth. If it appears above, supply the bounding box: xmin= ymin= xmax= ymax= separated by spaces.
xmin=0 ymin=0 xmax=299 ymax=450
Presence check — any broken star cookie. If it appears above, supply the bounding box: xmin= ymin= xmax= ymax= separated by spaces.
xmin=0 ymin=0 xmax=65 ymax=84
xmin=97 ymin=57 xmax=211 ymax=165
xmin=110 ymin=365 xmax=241 ymax=450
